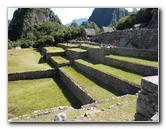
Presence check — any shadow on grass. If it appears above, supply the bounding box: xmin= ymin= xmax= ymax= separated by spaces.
xmin=52 ymin=77 xmax=82 ymax=109
xmin=72 ymin=66 xmax=124 ymax=97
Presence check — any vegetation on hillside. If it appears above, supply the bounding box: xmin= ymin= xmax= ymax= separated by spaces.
xmin=8 ymin=21 xmax=84 ymax=49
xmin=81 ymin=21 xmax=100 ymax=33
xmin=8 ymin=8 xmax=85 ymax=49
xmin=116 ymin=8 xmax=158 ymax=30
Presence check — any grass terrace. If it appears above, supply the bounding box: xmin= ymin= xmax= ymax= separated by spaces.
xmin=106 ymin=54 xmax=158 ymax=67
xmin=75 ymin=59 xmax=144 ymax=85
xmin=44 ymin=47 xmax=65 ymax=53
xmin=81 ymin=44 xmax=100 ymax=49
xmin=68 ymin=48 xmax=87 ymax=52
xmin=60 ymin=66 xmax=123 ymax=101
xmin=58 ymin=43 xmax=80 ymax=47
xmin=8 ymin=78 xmax=81 ymax=119
xmin=51 ymin=56 xmax=69 ymax=64
xmin=8 ymin=48 xmax=51 ymax=73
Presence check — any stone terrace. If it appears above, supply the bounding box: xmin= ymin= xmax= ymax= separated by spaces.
xmin=8 ymin=42 xmax=159 ymax=122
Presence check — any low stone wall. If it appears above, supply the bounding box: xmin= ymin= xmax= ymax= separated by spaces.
xmin=46 ymin=52 xmax=65 ymax=62
xmin=104 ymin=56 xmax=158 ymax=76
xmin=94 ymin=29 xmax=158 ymax=50
xmin=109 ymin=47 xmax=158 ymax=61
xmin=134 ymin=76 xmax=159 ymax=121
xmin=59 ymin=69 xmax=96 ymax=105
xmin=88 ymin=47 xmax=158 ymax=62
xmin=66 ymin=49 xmax=88 ymax=60
xmin=88 ymin=48 xmax=110 ymax=62
xmin=56 ymin=43 xmax=80 ymax=50
xmin=87 ymin=48 xmax=158 ymax=76
xmin=8 ymin=68 xmax=57 ymax=81
xmin=50 ymin=58 xmax=70 ymax=68
xmin=74 ymin=60 xmax=140 ymax=94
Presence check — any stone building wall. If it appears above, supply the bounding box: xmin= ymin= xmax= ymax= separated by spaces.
xmin=134 ymin=76 xmax=159 ymax=121
xmin=94 ymin=29 xmax=158 ymax=50
xmin=8 ymin=68 xmax=56 ymax=81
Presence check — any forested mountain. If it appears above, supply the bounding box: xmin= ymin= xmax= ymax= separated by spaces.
xmin=8 ymin=8 xmax=85 ymax=49
xmin=8 ymin=8 xmax=61 ymax=41
xmin=116 ymin=8 xmax=158 ymax=30
xmin=81 ymin=21 xmax=100 ymax=33
xmin=89 ymin=8 xmax=128 ymax=28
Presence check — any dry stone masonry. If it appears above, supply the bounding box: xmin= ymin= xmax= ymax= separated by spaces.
xmin=95 ymin=29 xmax=158 ymax=50
xmin=134 ymin=76 xmax=159 ymax=121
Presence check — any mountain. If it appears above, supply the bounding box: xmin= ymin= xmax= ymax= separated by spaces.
xmin=89 ymin=8 xmax=128 ymax=28
xmin=8 ymin=8 xmax=61 ymax=41
xmin=81 ymin=21 xmax=100 ymax=33
xmin=65 ymin=18 xmax=88 ymax=27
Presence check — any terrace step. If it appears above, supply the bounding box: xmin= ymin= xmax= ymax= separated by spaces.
xmin=109 ymin=47 xmax=158 ymax=61
xmin=59 ymin=66 xmax=123 ymax=105
xmin=104 ymin=54 xmax=158 ymax=76
xmin=66 ymin=48 xmax=88 ymax=60
xmin=50 ymin=56 xmax=70 ymax=68
xmin=74 ymin=59 xmax=144 ymax=94
xmin=56 ymin=43 xmax=80 ymax=49
xmin=42 ymin=47 xmax=65 ymax=61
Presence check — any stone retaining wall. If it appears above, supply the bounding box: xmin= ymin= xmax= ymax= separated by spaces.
xmin=134 ymin=76 xmax=159 ymax=121
xmin=59 ymin=69 xmax=96 ymax=105
xmin=104 ymin=56 xmax=158 ymax=76
xmin=109 ymin=47 xmax=158 ymax=61
xmin=88 ymin=48 xmax=158 ymax=76
xmin=46 ymin=52 xmax=65 ymax=62
xmin=66 ymin=49 xmax=88 ymax=60
xmin=94 ymin=29 xmax=158 ymax=50
xmin=8 ymin=68 xmax=57 ymax=81
xmin=74 ymin=60 xmax=140 ymax=94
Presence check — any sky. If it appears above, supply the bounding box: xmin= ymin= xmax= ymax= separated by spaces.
xmin=7 ymin=8 xmax=139 ymax=25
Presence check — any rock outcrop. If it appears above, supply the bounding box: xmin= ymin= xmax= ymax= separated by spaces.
xmin=8 ymin=8 xmax=61 ymax=41
xmin=89 ymin=8 xmax=128 ymax=28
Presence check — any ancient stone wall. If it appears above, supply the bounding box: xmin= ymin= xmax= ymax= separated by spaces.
xmin=8 ymin=68 xmax=57 ymax=81
xmin=66 ymin=49 xmax=88 ymax=60
xmin=74 ymin=60 xmax=140 ymax=94
xmin=59 ymin=69 xmax=96 ymax=105
xmin=87 ymin=48 xmax=158 ymax=76
xmin=109 ymin=47 xmax=158 ymax=61
xmin=134 ymin=76 xmax=159 ymax=121
xmin=94 ymin=29 xmax=158 ymax=50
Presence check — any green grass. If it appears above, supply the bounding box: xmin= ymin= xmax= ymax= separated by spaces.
xmin=106 ymin=54 xmax=158 ymax=67
xmin=8 ymin=48 xmax=51 ymax=73
xmin=8 ymin=78 xmax=81 ymax=119
xmin=51 ymin=56 xmax=69 ymax=64
xmin=75 ymin=59 xmax=144 ymax=85
xmin=89 ymin=101 xmax=136 ymax=121
xmin=58 ymin=43 xmax=80 ymax=47
xmin=12 ymin=95 xmax=137 ymax=122
xmin=44 ymin=47 xmax=65 ymax=53
xmin=68 ymin=48 xmax=87 ymax=52
xmin=81 ymin=44 xmax=100 ymax=49
xmin=91 ymin=95 xmax=137 ymax=109
xmin=60 ymin=66 xmax=123 ymax=101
